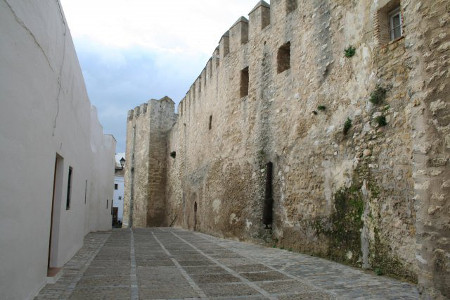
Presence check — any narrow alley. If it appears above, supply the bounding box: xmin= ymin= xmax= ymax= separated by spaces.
xmin=36 ymin=228 xmax=419 ymax=299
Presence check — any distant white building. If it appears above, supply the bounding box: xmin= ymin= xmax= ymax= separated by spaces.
xmin=113 ymin=154 xmax=125 ymax=225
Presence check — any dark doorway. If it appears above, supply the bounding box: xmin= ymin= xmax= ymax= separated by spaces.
xmin=48 ymin=154 xmax=64 ymax=276
xmin=194 ymin=202 xmax=198 ymax=231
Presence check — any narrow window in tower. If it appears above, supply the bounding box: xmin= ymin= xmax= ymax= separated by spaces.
xmin=286 ymin=0 xmax=297 ymax=14
xmin=66 ymin=167 xmax=73 ymax=210
xmin=209 ymin=115 xmax=213 ymax=130
xmin=240 ymin=67 xmax=249 ymax=97
xmin=277 ymin=42 xmax=291 ymax=73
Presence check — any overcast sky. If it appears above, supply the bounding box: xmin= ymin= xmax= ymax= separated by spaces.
xmin=60 ymin=0 xmax=268 ymax=153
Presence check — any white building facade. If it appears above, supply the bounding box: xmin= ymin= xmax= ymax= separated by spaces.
xmin=113 ymin=154 xmax=125 ymax=224
xmin=0 ymin=1 xmax=116 ymax=299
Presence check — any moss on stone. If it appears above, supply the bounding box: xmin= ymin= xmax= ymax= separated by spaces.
xmin=308 ymin=182 xmax=364 ymax=267
xmin=327 ymin=185 xmax=364 ymax=266
xmin=371 ymin=227 xmax=418 ymax=283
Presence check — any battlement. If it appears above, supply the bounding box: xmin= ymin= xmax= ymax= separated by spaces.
xmin=131 ymin=0 xmax=309 ymax=119
xmin=127 ymin=96 xmax=175 ymax=121
xmin=177 ymin=0 xmax=279 ymax=118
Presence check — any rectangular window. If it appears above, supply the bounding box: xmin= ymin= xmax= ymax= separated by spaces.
xmin=106 ymin=199 xmax=108 ymax=209
xmin=66 ymin=167 xmax=73 ymax=210
xmin=389 ymin=8 xmax=402 ymax=40
xmin=209 ymin=115 xmax=213 ymax=130
xmin=84 ymin=180 xmax=87 ymax=204
xmin=240 ymin=67 xmax=249 ymax=97
xmin=114 ymin=183 xmax=118 ymax=190
xmin=277 ymin=42 xmax=291 ymax=73
xmin=375 ymin=0 xmax=402 ymax=45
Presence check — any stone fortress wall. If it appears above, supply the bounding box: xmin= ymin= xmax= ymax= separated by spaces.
xmin=124 ymin=0 xmax=449 ymax=298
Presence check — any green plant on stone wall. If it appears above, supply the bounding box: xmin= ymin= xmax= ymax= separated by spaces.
xmin=375 ymin=115 xmax=387 ymax=127
xmin=344 ymin=46 xmax=356 ymax=58
xmin=317 ymin=105 xmax=326 ymax=111
xmin=343 ymin=117 xmax=352 ymax=135
xmin=369 ymin=85 xmax=387 ymax=105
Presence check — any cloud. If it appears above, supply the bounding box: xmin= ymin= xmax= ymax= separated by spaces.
xmin=59 ymin=0 xmax=268 ymax=152
xmin=73 ymin=37 xmax=208 ymax=152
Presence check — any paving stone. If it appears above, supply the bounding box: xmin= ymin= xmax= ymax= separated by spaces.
xmin=139 ymin=285 xmax=198 ymax=299
xmin=69 ymin=287 xmax=130 ymax=300
xmin=257 ymin=280 xmax=318 ymax=293
xmin=191 ymin=273 xmax=241 ymax=284
xmin=77 ymin=275 xmax=130 ymax=287
xmin=217 ymin=257 xmax=254 ymax=266
xmin=137 ymin=266 xmax=185 ymax=282
xmin=232 ymin=264 xmax=273 ymax=273
xmin=240 ymin=271 xmax=290 ymax=281
xmin=177 ymin=259 xmax=215 ymax=266
xmin=135 ymin=258 xmax=174 ymax=267
xmin=277 ymin=292 xmax=335 ymax=300
xmin=84 ymin=266 xmax=130 ymax=276
xmin=183 ymin=265 xmax=229 ymax=275
xmin=200 ymin=283 xmax=262 ymax=297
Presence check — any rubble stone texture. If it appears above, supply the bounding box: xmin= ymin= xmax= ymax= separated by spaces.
xmin=124 ymin=0 xmax=449 ymax=298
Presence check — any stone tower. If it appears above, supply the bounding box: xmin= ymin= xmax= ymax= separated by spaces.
xmin=123 ymin=97 xmax=177 ymax=228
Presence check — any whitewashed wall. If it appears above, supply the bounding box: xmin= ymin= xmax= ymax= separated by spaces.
xmin=114 ymin=176 xmax=125 ymax=222
xmin=0 ymin=1 xmax=115 ymax=299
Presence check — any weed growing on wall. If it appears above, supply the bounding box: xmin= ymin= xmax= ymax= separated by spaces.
xmin=375 ymin=115 xmax=387 ymax=127
xmin=369 ymin=85 xmax=387 ymax=105
xmin=344 ymin=46 xmax=356 ymax=58
xmin=343 ymin=118 xmax=352 ymax=135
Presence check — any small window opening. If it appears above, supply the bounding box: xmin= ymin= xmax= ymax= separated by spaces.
xmin=170 ymin=151 xmax=176 ymax=159
xmin=84 ymin=179 xmax=87 ymax=204
xmin=389 ymin=8 xmax=402 ymax=40
xmin=114 ymin=183 xmax=118 ymax=190
xmin=66 ymin=167 xmax=73 ymax=210
xmin=376 ymin=1 xmax=402 ymax=45
xmin=106 ymin=199 xmax=108 ymax=209
xmin=209 ymin=115 xmax=213 ymax=130
xmin=209 ymin=62 xmax=213 ymax=79
xmin=286 ymin=0 xmax=297 ymax=14
xmin=240 ymin=67 xmax=249 ymax=97
xmin=277 ymin=42 xmax=291 ymax=73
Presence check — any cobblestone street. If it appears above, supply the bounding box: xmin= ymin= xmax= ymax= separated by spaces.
xmin=36 ymin=228 xmax=419 ymax=299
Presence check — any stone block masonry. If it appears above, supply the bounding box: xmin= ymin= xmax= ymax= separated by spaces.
xmin=124 ymin=98 xmax=177 ymax=228
xmin=124 ymin=0 xmax=449 ymax=298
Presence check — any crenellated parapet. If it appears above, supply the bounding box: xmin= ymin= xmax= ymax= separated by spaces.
xmin=178 ymin=0 xmax=276 ymax=118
